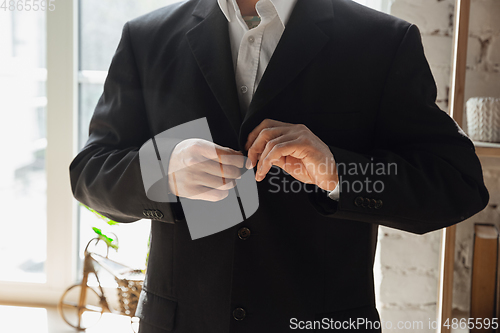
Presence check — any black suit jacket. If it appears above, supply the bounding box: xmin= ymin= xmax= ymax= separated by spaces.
xmin=69 ymin=0 xmax=489 ymax=332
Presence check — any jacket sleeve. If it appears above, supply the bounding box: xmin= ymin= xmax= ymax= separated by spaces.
xmin=69 ymin=22 xmax=183 ymax=223
xmin=309 ymin=24 xmax=489 ymax=235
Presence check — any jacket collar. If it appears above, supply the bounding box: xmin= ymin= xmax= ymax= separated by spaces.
xmin=188 ymin=1 xmax=243 ymax=138
xmin=217 ymin=0 xmax=298 ymax=27
xmin=193 ymin=0 xmax=334 ymax=24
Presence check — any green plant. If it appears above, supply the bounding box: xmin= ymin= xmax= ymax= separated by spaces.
xmin=80 ymin=203 xmax=150 ymax=270
xmin=80 ymin=203 xmax=119 ymax=226
xmin=80 ymin=203 xmax=119 ymax=250
xmin=91 ymin=227 xmax=118 ymax=250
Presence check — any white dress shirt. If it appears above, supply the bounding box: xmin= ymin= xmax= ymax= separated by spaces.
xmin=217 ymin=0 xmax=297 ymax=112
xmin=217 ymin=0 xmax=340 ymax=201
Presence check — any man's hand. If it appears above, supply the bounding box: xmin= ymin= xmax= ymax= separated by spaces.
xmin=168 ymin=139 xmax=245 ymax=202
xmin=245 ymin=119 xmax=338 ymax=191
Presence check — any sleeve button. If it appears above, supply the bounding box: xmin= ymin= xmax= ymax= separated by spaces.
xmin=361 ymin=198 xmax=370 ymax=208
xmin=154 ymin=210 xmax=164 ymax=219
xmin=354 ymin=196 xmax=364 ymax=207
xmin=368 ymin=199 xmax=376 ymax=209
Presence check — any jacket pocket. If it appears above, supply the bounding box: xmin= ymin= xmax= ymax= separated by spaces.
xmin=136 ymin=289 xmax=177 ymax=331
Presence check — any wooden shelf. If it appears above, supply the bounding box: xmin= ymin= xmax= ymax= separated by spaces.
xmin=438 ymin=0 xmax=471 ymax=331
xmin=474 ymin=141 xmax=500 ymax=157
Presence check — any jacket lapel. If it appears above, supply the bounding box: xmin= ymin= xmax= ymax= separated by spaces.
xmin=186 ymin=0 xmax=242 ymax=137
xmin=239 ymin=0 xmax=335 ymax=148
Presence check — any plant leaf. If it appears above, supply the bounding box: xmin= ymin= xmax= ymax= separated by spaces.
xmin=80 ymin=203 xmax=119 ymax=226
xmin=91 ymin=227 xmax=119 ymax=250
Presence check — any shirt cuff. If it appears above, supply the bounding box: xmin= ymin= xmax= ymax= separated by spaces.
xmin=327 ymin=182 xmax=340 ymax=201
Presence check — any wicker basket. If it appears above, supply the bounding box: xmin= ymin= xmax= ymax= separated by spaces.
xmin=466 ymin=97 xmax=500 ymax=143
xmin=115 ymin=271 xmax=144 ymax=317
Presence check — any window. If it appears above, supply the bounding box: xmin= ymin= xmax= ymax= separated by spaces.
xmin=0 ymin=9 xmax=47 ymax=283
xmin=0 ymin=0 xmax=182 ymax=304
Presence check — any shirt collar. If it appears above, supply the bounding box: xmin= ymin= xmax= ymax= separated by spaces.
xmin=217 ymin=0 xmax=297 ymax=27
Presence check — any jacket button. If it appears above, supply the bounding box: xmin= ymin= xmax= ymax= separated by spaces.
xmin=238 ymin=227 xmax=251 ymax=240
xmin=233 ymin=307 xmax=246 ymax=321
xmin=154 ymin=210 xmax=164 ymax=219
xmin=374 ymin=200 xmax=383 ymax=209
xmin=354 ymin=196 xmax=364 ymax=207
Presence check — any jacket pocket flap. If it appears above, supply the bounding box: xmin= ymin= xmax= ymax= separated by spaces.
xmin=136 ymin=290 xmax=177 ymax=331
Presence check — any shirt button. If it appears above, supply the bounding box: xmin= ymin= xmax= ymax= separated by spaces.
xmin=233 ymin=307 xmax=246 ymax=320
xmin=240 ymin=86 xmax=248 ymax=94
xmin=248 ymin=36 xmax=255 ymax=43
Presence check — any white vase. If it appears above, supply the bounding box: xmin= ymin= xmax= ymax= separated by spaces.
xmin=466 ymin=97 xmax=500 ymax=143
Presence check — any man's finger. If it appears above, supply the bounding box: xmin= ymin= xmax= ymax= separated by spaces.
xmin=255 ymin=133 xmax=298 ymax=173
xmin=193 ymin=172 xmax=238 ymax=191
xmin=188 ymin=186 xmax=230 ymax=202
xmin=187 ymin=159 xmax=242 ymax=179
xmin=247 ymin=127 xmax=288 ymax=168
xmin=245 ymin=119 xmax=291 ymax=151
xmin=194 ymin=141 xmax=245 ymax=168
xmin=216 ymin=149 xmax=246 ymax=168
xmin=256 ymin=139 xmax=304 ymax=181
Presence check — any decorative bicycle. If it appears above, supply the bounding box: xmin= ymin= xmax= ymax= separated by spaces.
xmin=58 ymin=235 xmax=145 ymax=331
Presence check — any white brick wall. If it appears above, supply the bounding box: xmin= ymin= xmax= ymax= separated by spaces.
xmin=489 ymin=37 xmax=500 ymax=69
xmin=390 ymin=0 xmax=454 ymax=35
xmin=376 ymin=0 xmax=500 ymax=328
